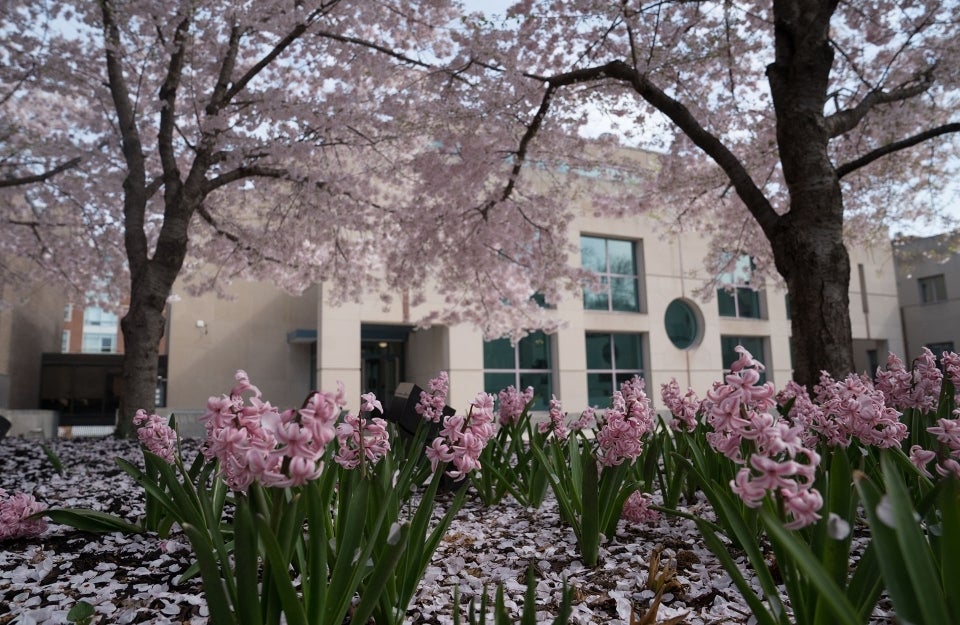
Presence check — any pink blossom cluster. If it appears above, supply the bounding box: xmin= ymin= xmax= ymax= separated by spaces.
xmin=701 ymin=347 xmax=776 ymax=462
xmin=416 ymin=371 xmax=450 ymax=423
xmin=775 ymin=381 xmax=825 ymax=449
xmin=200 ymin=370 xmax=344 ymax=491
xmin=943 ymin=351 xmax=960 ymax=391
xmin=497 ymin=384 xmax=534 ymax=426
xmin=133 ymin=409 xmax=178 ymax=463
xmin=621 ymin=490 xmax=660 ymax=524
xmin=910 ymin=418 xmax=960 ymax=479
xmin=875 ymin=348 xmax=942 ymax=412
xmin=537 ymin=395 xmax=569 ymax=441
xmin=660 ymin=379 xmax=700 ymax=431
xmin=731 ymin=441 xmax=822 ymax=529
xmin=568 ymin=406 xmax=597 ymax=431
xmin=596 ymin=376 xmax=655 ymax=466
xmin=814 ymin=371 xmax=906 ymax=448
xmin=334 ymin=393 xmax=391 ymax=470
xmin=703 ymin=347 xmax=823 ymax=528
xmin=425 ymin=391 xmax=496 ymax=481
xmin=0 ymin=488 xmax=47 ymax=541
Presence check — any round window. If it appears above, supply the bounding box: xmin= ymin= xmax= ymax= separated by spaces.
xmin=664 ymin=299 xmax=702 ymax=350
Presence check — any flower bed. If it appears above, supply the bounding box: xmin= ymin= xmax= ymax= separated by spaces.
xmin=2 ymin=348 xmax=958 ymax=625
xmin=0 ymin=435 xmax=894 ymax=625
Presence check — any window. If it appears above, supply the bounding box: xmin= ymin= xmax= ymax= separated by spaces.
xmin=63 ymin=304 xmax=73 ymax=322
xmin=585 ymin=333 xmax=644 ymax=407
xmin=919 ymin=274 xmax=947 ymax=303
xmin=867 ymin=349 xmax=879 ymax=377
xmin=926 ymin=342 xmax=955 ymax=375
xmin=721 ymin=335 xmax=767 ymax=383
xmin=61 ymin=330 xmax=70 ymax=353
xmin=717 ymin=254 xmax=763 ymax=319
xmin=580 ymin=235 xmax=641 ymax=312
xmin=84 ymin=306 xmax=119 ymax=327
xmin=82 ymin=333 xmax=116 ymax=354
xmin=664 ymin=299 xmax=702 ymax=349
xmin=925 ymin=342 xmax=955 ymax=357
xmin=484 ymin=331 xmax=553 ymax=410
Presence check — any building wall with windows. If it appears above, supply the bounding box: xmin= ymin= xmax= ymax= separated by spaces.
xmin=62 ymin=304 xmax=124 ymax=354
xmin=894 ymin=231 xmax=960 ymax=361
xmin=162 ymin=204 xmax=904 ymax=416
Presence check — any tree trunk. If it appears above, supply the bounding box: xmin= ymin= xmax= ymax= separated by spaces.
xmin=766 ymin=0 xmax=854 ymax=386
xmin=771 ymin=214 xmax=855 ymax=387
xmin=116 ymin=292 xmax=167 ymax=438
xmin=115 ymin=211 xmax=190 ymax=438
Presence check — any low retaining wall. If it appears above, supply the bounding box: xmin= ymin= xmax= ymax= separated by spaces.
xmin=2 ymin=410 xmax=59 ymax=438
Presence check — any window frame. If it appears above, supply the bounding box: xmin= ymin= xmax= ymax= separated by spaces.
xmin=919 ymin=274 xmax=947 ymax=304
xmin=720 ymin=335 xmax=769 ymax=383
xmin=580 ymin=235 xmax=643 ymax=313
xmin=81 ymin=332 xmax=117 ymax=354
xmin=716 ymin=254 xmax=764 ymax=319
xmin=483 ymin=331 xmax=554 ymax=410
xmin=585 ymin=332 xmax=645 ymax=407
xmin=84 ymin=306 xmax=119 ymax=328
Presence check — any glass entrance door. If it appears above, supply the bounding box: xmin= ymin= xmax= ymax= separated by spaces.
xmin=360 ymin=339 xmax=405 ymax=412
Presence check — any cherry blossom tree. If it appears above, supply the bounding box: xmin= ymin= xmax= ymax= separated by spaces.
xmin=3 ymin=0 xmax=959 ymax=437
xmin=0 ymin=0 xmax=466 ymax=436
xmin=431 ymin=0 xmax=960 ymax=386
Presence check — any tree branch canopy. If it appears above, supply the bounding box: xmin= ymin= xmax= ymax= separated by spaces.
xmin=825 ymin=66 xmax=936 ymax=138
xmin=836 ymin=122 xmax=960 ymax=178
xmin=537 ymin=60 xmax=781 ymax=237
xmin=0 ymin=157 xmax=81 ymax=188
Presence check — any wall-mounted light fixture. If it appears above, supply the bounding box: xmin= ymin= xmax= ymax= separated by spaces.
xmin=196 ymin=319 xmax=208 ymax=335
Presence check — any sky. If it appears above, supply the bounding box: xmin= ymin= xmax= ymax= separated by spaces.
xmin=463 ymin=0 xmax=514 ymax=15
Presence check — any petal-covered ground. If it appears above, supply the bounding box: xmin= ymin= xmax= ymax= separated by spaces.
xmin=1 ymin=436 xmax=895 ymax=624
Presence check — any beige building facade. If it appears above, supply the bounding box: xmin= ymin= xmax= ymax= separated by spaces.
xmin=895 ymin=231 xmax=960 ymax=360
xmin=0 ymin=283 xmax=66 ymax=409
xmin=163 ymin=210 xmax=905 ymax=416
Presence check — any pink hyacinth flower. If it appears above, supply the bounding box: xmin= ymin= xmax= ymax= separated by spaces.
xmin=0 ymin=489 xmax=47 ymax=541
xmin=622 ymin=491 xmax=660 ymax=524
xmin=133 ymin=409 xmax=178 ymax=463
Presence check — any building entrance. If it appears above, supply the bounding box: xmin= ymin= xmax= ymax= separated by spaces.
xmin=360 ymin=325 xmax=410 ymax=412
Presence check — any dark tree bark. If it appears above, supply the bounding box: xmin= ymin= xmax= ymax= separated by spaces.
xmin=101 ymin=2 xmax=197 ymax=436
xmin=117 ymin=275 xmax=171 ymax=438
xmin=765 ymin=0 xmax=854 ymax=386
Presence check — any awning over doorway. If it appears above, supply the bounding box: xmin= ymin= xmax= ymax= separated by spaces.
xmin=286 ymin=329 xmax=318 ymax=344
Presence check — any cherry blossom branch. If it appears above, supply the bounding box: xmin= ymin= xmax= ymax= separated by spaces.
xmin=477 ymin=82 xmax=558 ymax=220
xmin=99 ymin=0 xmax=150 ymax=270
xmin=311 ymin=29 xmax=435 ymax=70
xmin=220 ymin=12 xmax=323 ymax=108
xmin=208 ymin=23 xmax=243 ymax=116
xmin=825 ymin=65 xmax=936 ymax=138
xmin=529 ymin=60 xmax=781 ymax=237
xmin=835 ymin=121 xmax=960 ymax=179
xmin=218 ymin=2 xmax=370 ymax=112
xmin=203 ymin=165 xmax=289 ymax=193
xmin=157 ymin=14 xmax=192 ymax=194
xmin=195 ymin=204 xmax=289 ymax=267
xmin=0 ymin=156 xmax=82 ymax=188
